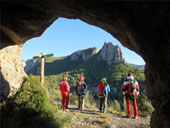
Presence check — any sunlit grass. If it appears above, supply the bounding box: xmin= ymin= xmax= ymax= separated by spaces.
xmin=107 ymin=107 xmax=120 ymax=114
xmin=85 ymin=102 xmax=97 ymax=109
xmin=93 ymin=118 xmax=109 ymax=127
xmin=100 ymin=114 xmax=111 ymax=119
xmin=74 ymin=113 xmax=87 ymax=118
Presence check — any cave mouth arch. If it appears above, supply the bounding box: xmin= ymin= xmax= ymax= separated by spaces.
xmin=21 ymin=17 xmax=145 ymax=66
xmin=1 ymin=2 xmax=170 ymax=128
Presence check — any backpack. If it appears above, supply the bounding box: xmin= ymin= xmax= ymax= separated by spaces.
xmin=127 ymin=80 xmax=136 ymax=96
xmin=105 ymin=84 xmax=110 ymax=93
xmin=77 ymin=82 xmax=85 ymax=95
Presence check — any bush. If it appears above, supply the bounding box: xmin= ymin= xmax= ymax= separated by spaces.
xmin=14 ymin=75 xmax=50 ymax=112
xmin=107 ymin=100 xmax=121 ymax=114
xmin=85 ymin=90 xmax=97 ymax=108
xmin=113 ymin=100 xmax=121 ymax=112
xmin=69 ymin=92 xmax=78 ymax=105
xmin=0 ymin=75 xmax=72 ymax=128
xmin=137 ymin=91 xmax=154 ymax=117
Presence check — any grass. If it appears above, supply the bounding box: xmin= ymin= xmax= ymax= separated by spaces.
xmin=85 ymin=102 xmax=97 ymax=109
xmin=93 ymin=117 xmax=109 ymax=127
xmin=74 ymin=113 xmax=87 ymax=118
xmin=54 ymin=112 xmax=72 ymax=128
xmin=107 ymin=107 xmax=126 ymax=117
xmin=100 ymin=114 xmax=111 ymax=119
xmin=107 ymin=107 xmax=120 ymax=115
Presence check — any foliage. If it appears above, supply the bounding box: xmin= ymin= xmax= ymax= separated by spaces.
xmin=0 ymin=75 xmax=72 ymax=128
xmin=113 ymin=100 xmax=121 ymax=112
xmin=69 ymin=92 xmax=78 ymax=105
xmin=107 ymin=100 xmax=121 ymax=114
xmin=137 ymin=91 xmax=154 ymax=117
xmin=93 ymin=117 xmax=109 ymax=127
xmin=14 ymin=75 xmax=50 ymax=112
xmin=28 ymin=56 xmax=145 ymax=87
xmin=85 ymin=90 xmax=98 ymax=108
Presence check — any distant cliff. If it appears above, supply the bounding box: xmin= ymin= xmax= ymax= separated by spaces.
xmin=69 ymin=42 xmax=125 ymax=65
xmin=24 ymin=59 xmax=40 ymax=75
xmin=97 ymin=42 xmax=125 ymax=65
xmin=70 ymin=47 xmax=98 ymax=61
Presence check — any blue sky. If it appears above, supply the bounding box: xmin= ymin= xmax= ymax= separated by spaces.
xmin=21 ymin=18 xmax=145 ymax=65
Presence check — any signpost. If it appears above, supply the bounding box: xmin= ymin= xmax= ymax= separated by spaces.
xmin=33 ymin=52 xmax=53 ymax=86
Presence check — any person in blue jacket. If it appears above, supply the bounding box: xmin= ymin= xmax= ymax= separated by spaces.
xmin=76 ymin=76 xmax=87 ymax=111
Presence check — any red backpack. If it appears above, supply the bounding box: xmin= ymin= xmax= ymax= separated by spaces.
xmin=77 ymin=82 xmax=85 ymax=95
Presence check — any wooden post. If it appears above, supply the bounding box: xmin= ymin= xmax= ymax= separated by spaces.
xmin=40 ymin=52 xmax=44 ymax=86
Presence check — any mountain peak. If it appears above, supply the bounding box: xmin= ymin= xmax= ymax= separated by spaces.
xmin=97 ymin=42 xmax=125 ymax=65
xmin=69 ymin=42 xmax=125 ymax=65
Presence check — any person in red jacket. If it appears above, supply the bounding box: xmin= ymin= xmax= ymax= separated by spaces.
xmin=60 ymin=76 xmax=70 ymax=111
xmin=98 ymin=78 xmax=109 ymax=113
xmin=122 ymin=73 xmax=140 ymax=119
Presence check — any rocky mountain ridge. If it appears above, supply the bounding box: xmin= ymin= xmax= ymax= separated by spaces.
xmin=24 ymin=42 xmax=125 ymax=74
xmin=70 ymin=42 xmax=125 ymax=65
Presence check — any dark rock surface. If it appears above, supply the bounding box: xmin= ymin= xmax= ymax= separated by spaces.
xmin=1 ymin=1 xmax=170 ymax=128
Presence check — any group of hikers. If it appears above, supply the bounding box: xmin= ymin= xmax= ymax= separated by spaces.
xmin=59 ymin=73 xmax=139 ymax=119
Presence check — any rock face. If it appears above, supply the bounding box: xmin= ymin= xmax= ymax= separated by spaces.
xmin=1 ymin=1 xmax=170 ymax=127
xmin=0 ymin=45 xmax=26 ymax=102
xmin=70 ymin=42 xmax=124 ymax=65
xmin=70 ymin=47 xmax=98 ymax=61
xmin=24 ymin=59 xmax=40 ymax=75
xmin=98 ymin=42 xmax=124 ymax=65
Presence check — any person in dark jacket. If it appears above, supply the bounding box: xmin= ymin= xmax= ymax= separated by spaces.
xmin=76 ymin=76 xmax=87 ymax=111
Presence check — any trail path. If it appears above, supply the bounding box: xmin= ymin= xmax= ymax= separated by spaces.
xmin=66 ymin=105 xmax=150 ymax=128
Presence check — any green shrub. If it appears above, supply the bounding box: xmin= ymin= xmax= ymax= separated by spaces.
xmin=108 ymin=100 xmax=121 ymax=114
xmin=14 ymin=75 xmax=50 ymax=112
xmin=137 ymin=91 xmax=154 ymax=117
xmin=85 ymin=90 xmax=97 ymax=108
xmin=0 ymin=75 xmax=72 ymax=128
xmin=69 ymin=92 xmax=78 ymax=105
xmin=113 ymin=100 xmax=121 ymax=112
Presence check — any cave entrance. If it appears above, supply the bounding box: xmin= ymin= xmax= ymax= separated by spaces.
xmin=3 ymin=2 xmax=170 ymax=127
xmin=21 ymin=17 xmax=150 ymax=119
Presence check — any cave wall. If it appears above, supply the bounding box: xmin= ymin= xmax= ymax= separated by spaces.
xmin=1 ymin=1 xmax=170 ymax=128
xmin=0 ymin=45 xmax=26 ymax=102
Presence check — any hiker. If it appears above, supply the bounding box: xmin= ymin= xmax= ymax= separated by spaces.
xmin=122 ymin=73 xmax=139 ymax=119
xmin=76 ymin=76 xmax=87 ymax=111
xmin=60 ymin=76 xmax=70 ymax=111
xmin=98 ymin=78 xmax=110 ymax=113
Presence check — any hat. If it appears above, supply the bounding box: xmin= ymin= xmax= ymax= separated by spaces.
xmin=79 ymin=76 xmax=84 ymax=81
xmin=63 ymin=76 xmax=67 ymax=81
xmin=101 ymin=78 xmax=107 ymax=82
xmin=127 ymin=76 xmax=134 ymax=80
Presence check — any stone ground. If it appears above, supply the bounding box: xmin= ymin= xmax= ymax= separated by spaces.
xmin=65 ymin=105 xmax=150 ymax=128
